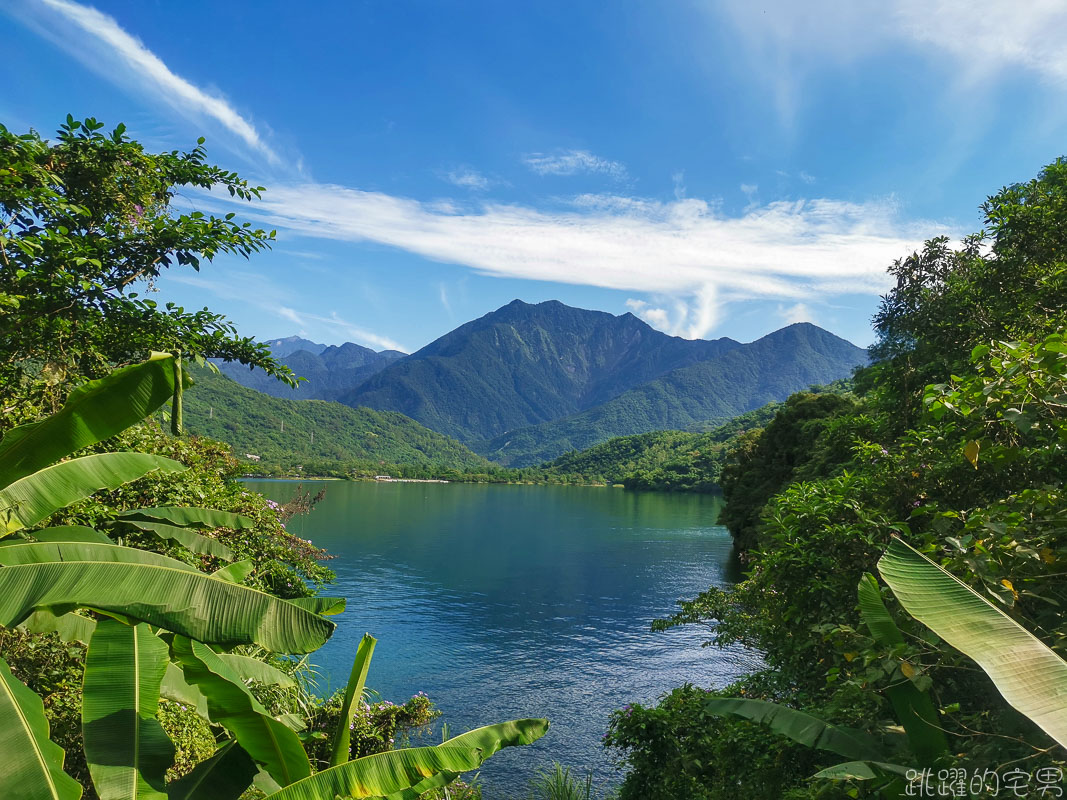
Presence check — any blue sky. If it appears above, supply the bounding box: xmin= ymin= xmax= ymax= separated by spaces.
xmin=4 ymin=0 xmax=1067 ymax=352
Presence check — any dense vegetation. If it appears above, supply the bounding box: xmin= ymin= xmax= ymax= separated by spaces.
xmin=606 ymin=158 xmax=1067 ymax=797
xmin=0 ymin=118 xmax=548 ymax=800
xmin=183 ymin=365 xmax=491 ymax=476
xmin=341 ymin=299 xmax=863 ymax=463
xmin=481 ymin=323 xmax=866 ymax=466
xmin=544 ymin=401 xmax=783 ymax=490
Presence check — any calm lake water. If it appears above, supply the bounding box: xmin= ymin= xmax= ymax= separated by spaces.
xmin=245 ymin=481 xmax=756 ymax=796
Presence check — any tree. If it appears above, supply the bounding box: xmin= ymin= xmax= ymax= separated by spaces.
xmin=0 ymin=115 xmax=295 ymax=414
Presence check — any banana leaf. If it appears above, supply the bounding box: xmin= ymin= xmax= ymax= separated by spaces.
xmin=118 ymin=507 xmax=254 ymax=530
xmin=857 ymin=573 xmax=948 ymax=762
xmin=878 ymin=537 xmax=1067 ymax=748
xmin=0 ymin=353 xmax=182 ymax=488
xmin=0 ymin=655 xmax=84 ymax=800
xmin=217 ymin=654 xmax=297 ymax=689
xmin=0 ymin=561 xmax=335 ymax=653
xmin=814 ymin=761 xmax=910 ymax=779
xmin=287 ymin=596 xmax=347 ymax=616
xmin=383 ymin=719 xmax=552 ymax=799
xmin=114 ymin=520 xmax=234 ymax=560
xmin=18 ymin=609 xmax=97 ymax=644
xmin=8 ymin=526 xmax=112 ymax=545
xmin=160 ymin=663 xmax=208 ymax=719
xmin=330 ymin=633 xmax=377 ymax=766
xmin=171 ymin=637 xmax=311 ymax=787
xmin=0 ymin=453 xmax=187 ymax=535
xmin=0 ymin=540 xmax=200 ymax=571
xmin=704 ymin=698 xmax=887 ymax=761
xmin=82 ymin=619 xmax=173 ymax=800
xmin=166 ymin=740 xmax=258 ymax=800
xmin=263 ymin=747 xmax=501 ymax=800
xmin=212 ymin=561 xmax=255 ymax=583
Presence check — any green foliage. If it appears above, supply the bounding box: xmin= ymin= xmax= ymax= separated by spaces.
xmin=0 ymin=117 xmax=294 ymax=413
xmin=0 ymin=355 xmax=547 ymax=799
xmin=614 ymin=156 xmax=1067 ymax=798
xmin=544 ymin=401 xmax=782 ymax=491
xmin=181 ymin=365 xmax=491 ymax=475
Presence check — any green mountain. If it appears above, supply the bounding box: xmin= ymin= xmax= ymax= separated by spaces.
xmin=182 ymin=366 xmax=488 ymax=473
xmin=544 ymin=401 xmax=784 ymax=491
xmin=340 ymin=299 xmax=741 ymax=441
xmin=217 ymin=337 xmax=405 ymax=400
xmin=481 ymin=323 xmax=868 ymax=465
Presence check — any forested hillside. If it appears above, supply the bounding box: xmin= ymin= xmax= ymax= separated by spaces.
xmin=544 ymin=401 xmax=783 ymax=490
xmin=341 ymin=299 xmax=742 ymax=441
xmin=607 ymin=158 xmax=1067 ymax=799
xmin=483 ymin=323 xmax=867 ymax=465
xmin=184 ymin=365 xmax=489 ymax=475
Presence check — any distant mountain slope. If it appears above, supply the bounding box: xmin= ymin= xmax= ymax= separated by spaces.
xmin=480 ymin=323 xmax=868 ymax=465
xmin=340 ymin=299 xmax=740 ymax=441
xmin=183 ymin=367 xmax=488 ymax=471
xmin=217 ymin=338 xmax=405 ymax=400
xmin=544 ymin=401 xmax=785 ymax=490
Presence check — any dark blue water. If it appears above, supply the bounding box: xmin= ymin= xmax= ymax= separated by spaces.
xmin=246 ymin=481 xmax=756 ymax=796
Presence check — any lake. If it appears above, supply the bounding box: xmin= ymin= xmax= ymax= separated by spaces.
xmin=245 ymin=481 xmax=756 ymax=796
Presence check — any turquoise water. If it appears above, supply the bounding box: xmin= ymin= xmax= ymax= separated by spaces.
xmin=245 ymin=481 xmax=756 ymax=796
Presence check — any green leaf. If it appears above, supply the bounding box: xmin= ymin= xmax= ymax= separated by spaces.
xmin=82 ymin=620 xmax=173 ymax=800
xmin=0 ymin=655 xmax=84 ymax=800
xmin=212 ymin=561 xmax=254 ymax=583
xmin=0 ymin=453 xmax=187 ymax=535
xmin=878 ymin=537 xmax=1067 ymax=749
xmin=703 ymin=698 xmax=887 ymax=761
xmin=18 ymin=609 xmax=97 ymax=644
xmin=264 ymin=744 xmax=525 ymax=800
xmin=330 ymin=633 xmax=377 ymax=766
xmin=388 ymin=719 xmax=551 ymax=798
xmin=813 ymin=761 xmax=910 ymax=780
xmin=0 ymin=561 xmax=335 ymax=653
xmin=171 ymin=637 xmax=311 ymax=787
xmin=160 ymin=663 xmax=208 ymax=719
xmin=217 ymin=655 xmax=297 ymax=689
xmin=0 ymin=354 xmax=181 ymax=488
xmin=166 ymin=740 xmax=257 ymax=800
xmin=24 ymin=526 xmax=113 ymax=545
xmin=0 ymin=541 xmax=200 ymax=571
xmin=857 ymin=573 xmax=948 ymax=762
xmin=115 ymin=520 xmax=234 ymax=560
xmin=118 ymin=507 xmax=253 ymax=530
xmin=286 ymin=596 xmax=347 ymax=616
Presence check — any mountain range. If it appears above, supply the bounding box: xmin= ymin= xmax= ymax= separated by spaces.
xmin=219 ymin=300 xmax=867 ymax=465
xmin=217 ymin=336 xmax=405 ymax=399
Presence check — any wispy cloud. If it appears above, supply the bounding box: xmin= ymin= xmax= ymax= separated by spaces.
xmin=167 ymin=272 xmax=404 ymax=351
xmin=441 ymin=167 xmax=492 ymax=191
xmin=777 ymin=301 xmax=814 ymax=325
xmin=22 ymin=0 xmax=280 ymax=163
xmin=197 ymin=181 xmax=941 ymax=338
xmin=522 ymin=149 xmax=628 ymax=179
xmin=716 ymin=0 xmax=1067 ymax=127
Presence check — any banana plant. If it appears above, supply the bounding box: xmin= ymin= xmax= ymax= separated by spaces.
xmin=878 ymin=536 xmax=1067 ymax=749
xmin=0 ymin=354 xmax=548 ymax=799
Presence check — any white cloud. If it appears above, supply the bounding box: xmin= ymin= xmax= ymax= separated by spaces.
xmin=24 ymin=0 xmax=279 ymax=163
xmin=166 ymin=272 xmax=404 ymax=351
xmin=798 ymin=171 xmax=816 ymax=184
xmin=715 ymin=0 xmax=1067 ymax=127
xmin=204 ymin=182 xmax=940 ymax=338
xmin=523 ymin=149 xmax=627 ymax=179
xmin=777 ymin=302 xmax=814 ymax=325
xmin=442 ymin=167 xmax=491 ymax=191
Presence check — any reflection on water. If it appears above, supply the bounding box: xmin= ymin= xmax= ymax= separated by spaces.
xmin=246 ymin=481 xmax=757 ymax=795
